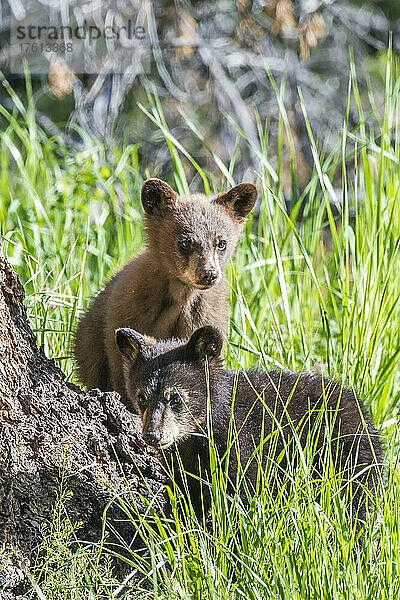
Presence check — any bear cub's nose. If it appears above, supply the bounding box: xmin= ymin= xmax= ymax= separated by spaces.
xmin=143 ymin=430 xmax=162 ymax=446
xmin=201 ymin=268 xmax=218 ymax=285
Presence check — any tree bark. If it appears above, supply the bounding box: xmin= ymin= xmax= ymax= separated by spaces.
xmin=0 ymin=255 xmax=166 ymax=597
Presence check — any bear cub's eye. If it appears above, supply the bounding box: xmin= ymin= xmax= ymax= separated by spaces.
xmin=169 ymin=392 xmax=182 ymax=408
xmin=137 ymin=393 xmax=147 ymax=409
xmin=217 ymin=239 xmax=227 ymax=251
xmin=179 ymin=238 xmax=191 ymax=252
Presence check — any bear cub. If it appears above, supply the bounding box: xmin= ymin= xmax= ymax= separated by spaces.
xmin=116 ymin=325 xmax=383 ymax=522
xmin=73 ymin=179 xmax=257 ymax=405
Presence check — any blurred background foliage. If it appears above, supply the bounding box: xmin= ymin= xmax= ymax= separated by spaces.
xmin=0 ymin=0 xmax=399 ymax=193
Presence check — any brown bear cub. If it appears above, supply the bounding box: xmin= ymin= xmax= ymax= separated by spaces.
xmin=116 ymin=326 xmax=383 ymax=523
xmin=74 ymin=179 xmax=257 ymax=404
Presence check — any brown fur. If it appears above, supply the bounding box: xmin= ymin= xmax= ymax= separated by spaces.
xmin=73 ymin=179 xmax=257 ymax=405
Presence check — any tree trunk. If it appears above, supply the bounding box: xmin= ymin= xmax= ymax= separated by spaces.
xmin=0 ymin=255 xmax=166 ymax=597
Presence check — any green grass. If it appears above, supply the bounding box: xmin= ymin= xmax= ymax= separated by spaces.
xmin=0 ymin=53 xmax=400 ymax=598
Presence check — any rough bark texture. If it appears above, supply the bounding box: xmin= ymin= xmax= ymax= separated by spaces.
xmin=0 ymin=255 xmax=166 ymax=597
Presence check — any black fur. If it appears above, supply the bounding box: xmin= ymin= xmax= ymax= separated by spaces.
xmin=116 ymin=326 xmax=383 ymax=525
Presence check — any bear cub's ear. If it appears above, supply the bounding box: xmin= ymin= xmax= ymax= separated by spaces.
xmin=186 ymin=326 xmax=224 ymax=362
xmin=141 ymin=179 xmax=177 ymax=216
xmin=214 ymin=183 xmax=257 ymax=222
xmin=116 ymin=328 xmax=146 ymax=362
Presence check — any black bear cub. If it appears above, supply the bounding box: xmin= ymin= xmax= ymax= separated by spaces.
xmin=116 ymin=326 xmax=382 ymax=521
xmin=73 ymin=179 xmax=257 ymax=406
